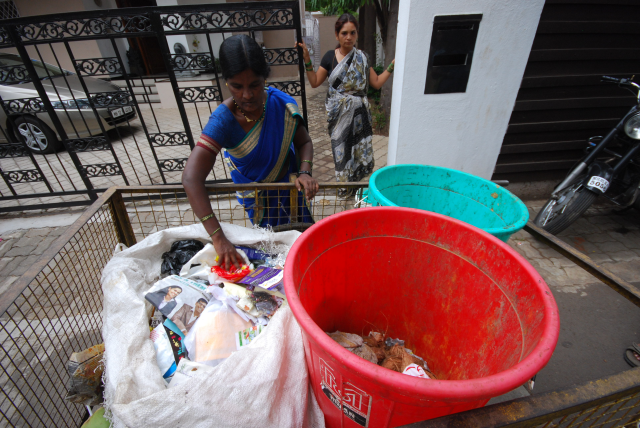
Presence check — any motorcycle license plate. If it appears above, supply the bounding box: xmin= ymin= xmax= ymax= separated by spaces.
xmin=587 ymin=176 xmax=610 ymax=193
xmin=110 ymin=106 xmax=133 ymax=118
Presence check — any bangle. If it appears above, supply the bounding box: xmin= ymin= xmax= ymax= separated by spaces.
xmin=199 ymin=213 xmax=215 ymax=222
xmin=387 ymin=62 xmax=394 ymax=73
xmin=305 ymin=59 xmax=312 ymax=67
xmin=209 ymin=227 xmax=221 ymax=237
xmin=301 ymin=159 xmax=313 ymax=168
xmin=298 ymin=170 xmax=312 ymax=178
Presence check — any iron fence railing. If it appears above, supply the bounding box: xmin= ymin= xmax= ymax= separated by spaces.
xmin=0 ymin=1 xmax=308 ymax=213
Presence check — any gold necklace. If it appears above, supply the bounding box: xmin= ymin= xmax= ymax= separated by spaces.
xmin=233 ymin=98 xmax=265 ymax=123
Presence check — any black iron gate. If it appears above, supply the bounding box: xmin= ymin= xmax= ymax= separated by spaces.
xmin=0 ymin=1 xmax=307 ymax=213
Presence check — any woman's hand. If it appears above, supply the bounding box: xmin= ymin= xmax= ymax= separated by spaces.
xmin=296 ymin=174 xmax=319 ymax=200
xmin=295 ymin=41 xmax=311 ymax=63
xmin=211 ymin=232 xmax=244 ymax=271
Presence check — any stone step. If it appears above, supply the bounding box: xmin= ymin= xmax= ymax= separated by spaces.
xmin=130 ymin=86 xmax=159 ymax=95
xmin=111 ymin=78 xmax=159 ymax=87
xmin=134 ymin=93 xmax=160 ymax=103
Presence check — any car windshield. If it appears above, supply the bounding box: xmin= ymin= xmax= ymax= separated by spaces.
xmin=0 ymin=55 xmax=71 ymax=85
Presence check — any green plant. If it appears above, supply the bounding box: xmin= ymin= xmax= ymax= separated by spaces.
xmin=306 ymin=0 xmax=359 ymax=16
xmin=369 ymin=101 xmax=387 ymax=133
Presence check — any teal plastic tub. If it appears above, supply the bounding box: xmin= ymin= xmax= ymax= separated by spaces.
xmin=369 ymin=164 xmax=529 ymax=242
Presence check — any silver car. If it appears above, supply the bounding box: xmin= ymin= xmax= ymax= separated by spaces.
xmin=0 ymin=53 xmax=136 ymax=154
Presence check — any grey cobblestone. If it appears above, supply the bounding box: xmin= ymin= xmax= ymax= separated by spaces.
xmin=4 ymin=245 xmax=37 ymax=257
xmin=24 ymin=227 xmax=52 ymax=238
xmin=9 ymin=255 xmax=40 ymax=277
xmin=0 ymin=257 xmax=14 ymax=273
xmin=595 ymin=241 xmax=629 ymax=253
xmin=608 ymin=232 xmax=640 ymax=249
xmin=3 ymin=255 xmax=25 ymax=276
xmin=1 ymin=231 xmax=24 ymax=240
xmin=0 ymin=276 xmax=18 ymax=294
xmin=0 ymin=240 xmax=14 ymax=258
xmin=511 ymin=241 xmax=542 ymax=259
xmin=609 ymin=250 xmax=639 ymax=263
xmin=537 ymin=246 xmax=564 ymax=259
xmin=14 ymin=236 xmax=43 ymax=248
xmin=34 ymin=236 xmax=58 ymax=254
xmin=585 ymin=233 xmax=616 ymax=243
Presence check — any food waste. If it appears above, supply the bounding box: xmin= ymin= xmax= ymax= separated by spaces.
xmin=327 ymin=331 xmax=437 ymax=379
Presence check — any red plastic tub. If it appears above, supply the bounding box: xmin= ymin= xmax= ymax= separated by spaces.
xmin=284 ymin=207 xmax=559 ymax=428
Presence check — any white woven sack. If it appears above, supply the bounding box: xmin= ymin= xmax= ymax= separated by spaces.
xmin=100 ymin=223 xmax=325 ymax=428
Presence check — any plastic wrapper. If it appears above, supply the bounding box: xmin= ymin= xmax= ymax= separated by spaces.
xmin=183 ymin=299 xmax=253 ymax=367
xmin=235 ymin=325 xmax=264 ymax=350
xmin=250 ymin=291 xmax=283 ymax=318
xmin=211 ymin=264 xmax=252 ymax=282
xmin=65 ymin=343 xmax=105 ymax=405
xmin=163 ymin=319 xmax=187 ymax=362
xmin=403 ymin=363 xmax=431 ymax=379
xmin=238 ymin=266 xmax=284 ymax=290
xmin=150 ymin=324 xmax=178 ymax=382
xmin=161 ymin=240 xmax=205 ymax=276
xmin=235 ymin=245 xmax=271 ymax=261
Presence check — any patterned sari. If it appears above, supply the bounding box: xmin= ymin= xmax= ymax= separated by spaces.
xmin=222 ymin=87 xmax=313 ymax=227
xmin=326 ymin=48 xmax=375 ymax=193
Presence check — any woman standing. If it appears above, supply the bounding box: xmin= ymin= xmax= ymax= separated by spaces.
xmin=297 ymin=13 xmax=394 ymax=197
xmin=183 ymin=35 xmax=318 ymax=270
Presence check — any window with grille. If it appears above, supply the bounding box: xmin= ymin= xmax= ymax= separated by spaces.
xmin=0 ymin=0 xmax=19 ymax=20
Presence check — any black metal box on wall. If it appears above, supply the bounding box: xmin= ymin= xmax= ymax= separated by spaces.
xmin=424 ymin=14 xmax=483 ymax=94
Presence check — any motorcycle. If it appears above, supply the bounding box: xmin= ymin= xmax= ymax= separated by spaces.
xmin=533 ymin=75 xmax=640 ymax=235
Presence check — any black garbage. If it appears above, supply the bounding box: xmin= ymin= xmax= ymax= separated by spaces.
xmin=161 ymin=240 xmax=205 ymax=276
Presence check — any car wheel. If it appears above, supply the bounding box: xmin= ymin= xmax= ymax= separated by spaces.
xmin=13 ymin=116 xmax=60 ymax=155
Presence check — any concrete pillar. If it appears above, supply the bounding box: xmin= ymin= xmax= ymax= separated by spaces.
xmin=387 ymin=0 xmax=544 ymax=179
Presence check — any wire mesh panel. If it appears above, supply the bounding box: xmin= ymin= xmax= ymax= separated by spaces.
xmin=121 ymin=182 xmax=370 ymax=242
xmin=0 ymin=202 xmax=120 ymax=427
xmin=533 ymin=392 xmax=640 ymax=428
xmin=0 ymin=182 xmax=369 ymax=427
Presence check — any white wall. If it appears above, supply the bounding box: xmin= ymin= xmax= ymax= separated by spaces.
xmin=387 ymin=0 xmax=544 ymax=179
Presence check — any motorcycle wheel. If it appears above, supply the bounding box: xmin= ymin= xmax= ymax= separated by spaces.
xmin=533 ymin=176 xmax=598 ymax=235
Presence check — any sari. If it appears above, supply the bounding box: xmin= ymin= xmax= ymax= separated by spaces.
xmin=326 ymin=48 xmax=375 ymax=192
xmin=220 ymin=87 xmax=313 ymax=227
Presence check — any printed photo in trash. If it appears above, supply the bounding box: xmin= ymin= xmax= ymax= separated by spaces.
xmin=145 ymin=275 xmax=210 ymax=334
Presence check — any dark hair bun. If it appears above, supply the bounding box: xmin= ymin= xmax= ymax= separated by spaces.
xmin=335 ymin=13 xmax=359 ymax=34
xmin=219 ymin=34 xmax=271 ymax=80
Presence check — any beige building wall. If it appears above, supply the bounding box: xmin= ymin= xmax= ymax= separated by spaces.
xmin=316 ymin=13 xmax=338 ymax=59
xmin=225 ymin=0 xmax=303 ymax=80
xmin=10 ymin=0 xmax=103 ymax=71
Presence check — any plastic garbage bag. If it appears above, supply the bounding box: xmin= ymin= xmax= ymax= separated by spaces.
xmin=101 ymin=223 xmax=323 ymax=428
xmin=161 ymin=240 xmax=205 ymax=276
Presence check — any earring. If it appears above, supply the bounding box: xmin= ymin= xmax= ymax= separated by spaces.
xmin=225 ymin=82 xmax=228 ymax=87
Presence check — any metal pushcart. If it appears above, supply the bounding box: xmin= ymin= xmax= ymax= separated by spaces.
xmin=0 ymin=182 xmax=638 ymax=427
